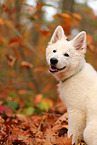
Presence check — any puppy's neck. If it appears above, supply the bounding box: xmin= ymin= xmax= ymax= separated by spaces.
xmin=54 ymin=59 xmax=85 ymax=82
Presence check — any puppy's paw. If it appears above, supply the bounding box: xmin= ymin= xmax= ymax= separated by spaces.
xmin=68 ymin=131 xmax=82 ymax=145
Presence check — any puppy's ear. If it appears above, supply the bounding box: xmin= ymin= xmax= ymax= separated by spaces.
xmin=49 ymin=26 xmax=66 ymax=44
xmin=72 ymin=31 xmax=86 ymax=52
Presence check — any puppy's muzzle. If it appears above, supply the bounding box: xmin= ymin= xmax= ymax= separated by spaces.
xmin=50 ymin=58 xmax=58 ymax=65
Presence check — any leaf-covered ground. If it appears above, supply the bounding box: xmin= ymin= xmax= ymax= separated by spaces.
xmin=0 ymin=99 xmax=86 ymax=145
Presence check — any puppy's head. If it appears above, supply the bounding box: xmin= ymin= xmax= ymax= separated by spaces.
xmin=46 ymin=26 xmax=86 ymax=74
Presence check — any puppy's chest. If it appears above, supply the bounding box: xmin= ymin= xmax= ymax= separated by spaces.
xmin=58 ymin=80 xmax=87 ymax=110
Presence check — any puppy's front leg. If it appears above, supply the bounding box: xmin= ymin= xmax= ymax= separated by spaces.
xmin=68 ymin=109 xmax=86 ymax=145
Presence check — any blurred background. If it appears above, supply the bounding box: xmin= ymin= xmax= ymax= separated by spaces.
xmin=0 ymin=0 xmax=97 ymax=115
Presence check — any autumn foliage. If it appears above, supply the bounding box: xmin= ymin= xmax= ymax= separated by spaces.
xmin=0 ymin=0 xmax=97 ymax=144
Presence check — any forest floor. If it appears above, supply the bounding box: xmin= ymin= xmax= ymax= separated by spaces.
xmin=0 ymin=98 xmax=86 ymax=145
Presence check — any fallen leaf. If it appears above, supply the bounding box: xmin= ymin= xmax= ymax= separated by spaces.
xmin=0 ymin=105 xmax=12 ymax=116
xmin=45 ymin=127 xmax=57 ymax=145
xmin=56 ymin=134 xmax=72 ymax=145
xmin=58 ymin=126 xmax=68 ymax=137
xmin=16 ymin=114 xmax=27 ymax=122
xmin=55 ymin=113 xmax=68 ymax=125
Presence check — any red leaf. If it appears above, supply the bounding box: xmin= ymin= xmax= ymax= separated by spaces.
xmin=0 ymin=105 xmax=12 ymax=115
xmin=0 ymin=35 xmax=4 ymax=43
xmin=37 ymin=28 xmax=51 ymax=37
xmin=34 ymin=94 xmax=43 ymax=104
xmin=8 ymin=37 xmax=24 ymax=46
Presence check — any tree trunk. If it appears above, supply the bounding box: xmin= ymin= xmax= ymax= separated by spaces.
xmin=62 ymin=0 xmax=74 ymax=12
xmin=14 ymin=0 xmax=40 ymax=93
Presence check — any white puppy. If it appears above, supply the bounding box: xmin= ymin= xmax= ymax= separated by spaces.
xmin=46 ymin=26 xmax=97 ymax=145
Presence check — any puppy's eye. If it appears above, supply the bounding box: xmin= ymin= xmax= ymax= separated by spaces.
xmin=53 ymin=50 xmax=56 ymax=53
xmin=64 ymin=53 xmax=69 ymax=57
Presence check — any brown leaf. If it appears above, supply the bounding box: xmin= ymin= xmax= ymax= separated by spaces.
xmin=21 ymin=61 xmax=33 ymax=69
xmin=45 ymin=127 xmax=57 ymax=145
xmin=6 ymin=54 xmax=16 ymax=67
xmin=16 ymin=114 xmax=27 ymax=122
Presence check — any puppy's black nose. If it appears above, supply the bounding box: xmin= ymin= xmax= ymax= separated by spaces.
xmin=50 ymin=58 xmax=58 ymax=65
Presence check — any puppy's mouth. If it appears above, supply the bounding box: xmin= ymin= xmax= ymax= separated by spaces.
xmin=49 ymin=65 xmax=66 ymax=73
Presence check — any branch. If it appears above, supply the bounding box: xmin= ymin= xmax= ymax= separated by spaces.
xmin=7 ymin=18 xmax=45 ymax=63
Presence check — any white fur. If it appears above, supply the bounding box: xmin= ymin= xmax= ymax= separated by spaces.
xmin=46 ymin=26 xmax=97 ymax=145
